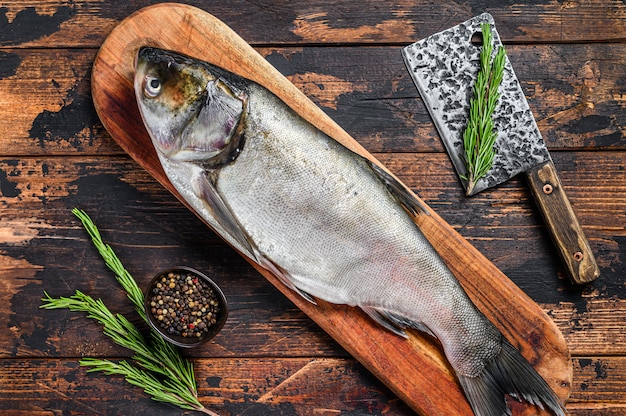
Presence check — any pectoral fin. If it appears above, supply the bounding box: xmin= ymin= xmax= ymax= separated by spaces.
xmin=368 ymin=161 xmax=430 ymax=217
xmin=193 ymin=171 xmax=316 ymax=305
xmin=259 ymin=257 xmax=317 ymax=304
xmin=192 ymin=171 xmax=258 ymax=261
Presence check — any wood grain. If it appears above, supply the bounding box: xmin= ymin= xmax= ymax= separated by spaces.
xmin=0 ymin=152 xmax=623 ymax=355
xmin=89 ymin=3 xmax=570 ymax=415
xmin=2 ymin=1 xmax=626 ymax=48
xmin=0 ymin=356 xmax=623 ymax=416
xmin=1 ymin=1 xmax=625 ymax=415
xmin=1 ymin=43 xmax=624 ymax=157
xmin=526 ymin=160 xmax=600 ymax=284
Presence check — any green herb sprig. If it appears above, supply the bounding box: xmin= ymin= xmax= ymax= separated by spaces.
xmin=41 ymin=208 xmax=219 ymax=415
xmin=462 ymin=22 xmax=506 ymax=196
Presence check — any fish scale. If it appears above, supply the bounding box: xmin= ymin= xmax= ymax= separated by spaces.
xmin=134 ymin=47 xmax=568 ymax=416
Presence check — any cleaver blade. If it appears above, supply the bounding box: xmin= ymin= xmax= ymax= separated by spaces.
xmin=402 ymin=13 xmax=599 ymax=284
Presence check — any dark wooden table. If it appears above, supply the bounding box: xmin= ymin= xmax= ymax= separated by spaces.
xmin=1 ymin=1 xmax=625 ymax=415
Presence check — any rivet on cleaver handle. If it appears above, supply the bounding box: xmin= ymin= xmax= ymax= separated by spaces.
xmin=402 ymin=13 xmax=599 ymax=284
xmin=526 ymin=160 xmax=600 ymax=284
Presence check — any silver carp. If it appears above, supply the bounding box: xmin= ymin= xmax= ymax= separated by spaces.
xmin=134 ymin=47 xmax=567 ymax=416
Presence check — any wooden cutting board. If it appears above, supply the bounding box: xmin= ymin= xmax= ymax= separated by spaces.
xmin=91 ymin=3 xmax=572 ymax=415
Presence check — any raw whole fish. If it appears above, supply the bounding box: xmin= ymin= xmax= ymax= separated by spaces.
xmin=134 ymin=47 xmax=568 ymax=416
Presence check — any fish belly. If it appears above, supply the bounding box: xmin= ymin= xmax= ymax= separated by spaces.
xmin=215 ymin=86 xmax=500 ymax=377
xmin=218 ymin=87 xmax=427 ymax=305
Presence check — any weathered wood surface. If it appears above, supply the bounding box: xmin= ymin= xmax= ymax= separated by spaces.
xmin=1 ymin=0 xmax=626 ymax=47
xmin=1 ymin=357 xmax=626 ymax=416
xmin=0 ymin=1 xmax=625 ymax=415
xmin=90 ymin=5 xmax=572 ymax=415
xmin=3 ymin=43 xmax=625 ymax=156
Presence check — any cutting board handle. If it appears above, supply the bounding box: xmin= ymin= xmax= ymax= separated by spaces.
xmin=526 ymin=160 xmax=600 ymax=284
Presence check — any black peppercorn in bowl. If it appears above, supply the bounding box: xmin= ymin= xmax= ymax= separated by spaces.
xmin=145 ymin=266 xmax=228 ymax=348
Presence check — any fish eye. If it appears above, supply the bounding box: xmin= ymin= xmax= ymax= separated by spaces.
xmin=144 ymin=76 xmax=162 ymax=98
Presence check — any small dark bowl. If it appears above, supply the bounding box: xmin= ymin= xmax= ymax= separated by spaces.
xmin=145 ymin=266 xmax=228 ymax=348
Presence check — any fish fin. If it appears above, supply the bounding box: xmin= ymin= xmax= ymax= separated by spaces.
xmin=367 ymin=161 xmax=430 ymax=216
xmin=457 ymin=338 xmax=569 ymax=416
xmin=193 ymin=172 xmax=316 ymax=305
xmin=259 ymin=256 xmax=317 ymax=305
xmin=361 ymin=307 xmax=408 ymax=338
xmin=363 ymin=307 xmax=439 ymax=339
xmin=192 ymin=171 xmax=258 ymax=261
xmin=384 ymin=311 xmax=438 ymax=339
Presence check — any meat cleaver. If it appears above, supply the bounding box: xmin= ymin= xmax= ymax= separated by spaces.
xmin=402 ymin=13 xmax=599 ymax=285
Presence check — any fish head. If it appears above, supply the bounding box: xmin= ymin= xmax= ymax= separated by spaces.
xmin=134 ymin=47 xmax=247 ymax=163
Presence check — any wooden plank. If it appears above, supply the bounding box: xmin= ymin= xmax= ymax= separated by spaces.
xmin=1 ymin=1 xmax=626 ymax=48
xmin=1 ymin=151 xmax=624 ymax=358
xmin=569 ymin=357 xmax=626 ymax=404
xmin=1 ymin=152 xmax=621 ymax=253
xmin=94 ymin=5 xmax=573 ymax=414
xmin=0 ymin=2 xmax=623 ymax=415
xmin=0 ymin=356 xmax=625 ymax=415
xmin=0 ymin=48 xmax=110 ymax=155
xmin=1 ymin=43 xmax=624 ymax=156
xmin=549 ymin=300 xmax=626 ymax=357
xmin=0 ymin=358 xmax=415 ymax=415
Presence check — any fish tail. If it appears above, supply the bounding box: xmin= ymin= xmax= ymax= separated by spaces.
xmin=457 ymin=338 xmax=568 ymax=416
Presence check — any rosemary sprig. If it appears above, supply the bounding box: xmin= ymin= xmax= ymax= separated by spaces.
xmin=40 ymin=209 xmax=219 ymax=416
xmin=462 ymin=22 xmax=506 ymax=196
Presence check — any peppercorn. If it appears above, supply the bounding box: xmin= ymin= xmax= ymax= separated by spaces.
xmin=148 ymin=270 xmax=221 ymax=339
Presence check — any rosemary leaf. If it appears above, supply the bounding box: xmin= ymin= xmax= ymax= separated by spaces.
xmin=71 ymin=208 xmax=196 ymax=390
xmin=462 ymin=22 xmax=506 ymax=196
xmin=80 ymin=358 xmax=211 ymax=413
xmin=40 ymin=209 xmax=219 ymax=415
xmin=71 ymin=208 xmax=145 ymax=317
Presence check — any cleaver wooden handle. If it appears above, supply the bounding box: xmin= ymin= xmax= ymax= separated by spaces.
xmin=525 ymin=160 xmax=600 ymax=284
